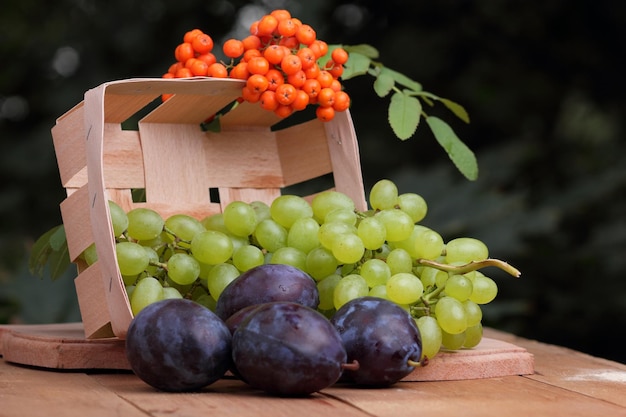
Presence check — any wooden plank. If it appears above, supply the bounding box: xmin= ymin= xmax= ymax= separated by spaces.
xmin=60 ymin=184 xmax=92 ymax=262
xmin=51 ymin=101 xmax=87 ymax=188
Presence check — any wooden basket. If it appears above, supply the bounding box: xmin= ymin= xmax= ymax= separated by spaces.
xmin=51 ymin=78 xmax=366 ymax=339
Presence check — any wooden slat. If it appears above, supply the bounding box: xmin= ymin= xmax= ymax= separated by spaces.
xmin=51 ymin=101 xmax=86 ymax=188
xmin=103 ymin=93 xmax=159 ymax=124
xmin=60 ymin=184 xmax=92 ymax=262
xmin=141 ymin=94 xmax=237 ymax=124
xmin=218 ymin=187 xmax=283 ymax=209
xmin=74 ymin=263 xmax=115 ymax=339
xmin=220 ymin=99 xmax=282 ymax=129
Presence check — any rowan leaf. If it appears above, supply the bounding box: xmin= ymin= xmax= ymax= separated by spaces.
xmin=341 ymin=52 xmax=371 ymax=80
xmin=373 ymin=68 xmax=395 ymax=97
xmin=388 ymin=91 xmax=422 ymax=140
xmin=426 ymin=116 xmax=478 ymax=180
xmin=28 ymin=225 xmax=71 ymax=280
xmin=344 ymin=44 xmax=379 ymax=59
xmin=439 ymin=98 xmax=470 ymax=123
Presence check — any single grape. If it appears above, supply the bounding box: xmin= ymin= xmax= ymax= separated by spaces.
xmin=162 ymin=286 xmax=183 ymax=300
xmin=311 ymin=190 xmax=355 ymax=224
xmin=413 ymin=227 xmax=445 ymax=260
xmin=108 ymin=200 xmax=128 ymax=237
xmin=215 ymin=264 xmax=319 ymax=321
xmin=445 ymin=237 xmax=489 ymax=264
xmin=463 ymin=299 xmax=483 ymax=327
xmin=166 ymin=253 xmax=201 ymax=286
xmin=415 ymin=316 xmax=442 ymax=360
xmin=130 ymin=276 xmax=164 ymax=315
xmin=368 ymin=284 xmax=388 ymax=299
xmin=359 ymin=258 xmax=391 ymax=288
xmin=232 ymin=301 xmax=347 ymax=396
xmin=164 ymin=213 xmax=206 ymax=248
xmin=469 ymin=273 xmax=498 ymax=304
xmin=249 ymin=200 xmax=271 ymax=222
xmin=374 ymin=209 xmax=414 ymax=242
xmin=232 ymin=244 xmax=265 ymax=272
xmin=287 ymin=217 xmax=320 ymax=253
xmin=116 ymin=241 xmax=150 ymax=276
xmin=253 ymin=218 xmax=287 ymax=252
xmin=125 ymin=298 xmax=232 ymax=392
xmin=126 ymin=208 xmax=164 ymax=241
xmin=396 ymin=193 xmax=427 ymax=223
xmin=434 ymin=296 xmax=468 ymax=335
xmin=82 ymin=243 xmax=98 ymax=266
xmin=206 ymin=262 xmax=240 ymax=301
xmin=441 ymin=329 xmax=466 ymax=350
xmin=331 ymin=233 xmax=365 ymax=264
xmin=445 ymin=274 xmax=473 ymax=302
xmin=324 ymin=207 xmax=357 ymax=226
xmin=357 ymin=216 xmax=386 ymax=250
xmin=369 ymin=179 xmax=398 ymax=210
xmin=270 ymin=194 xmax=313 ymax=229
xmin=463 ymin=323 xmax=483 ymax=348
xmin=333 ymin=273 xmax=368 ymax=310
xmin=317 ymin=274 xmax=342 ymax=311
xmin=318 ymin=221 xmax=356 ymax=250
xmin=386 ymin=248 xmax=413 ymax=275
xmin=201 ymin=213 xmax=229 ymax=234
xmin=305 ymin=247 xmax=339 ymax=281
xmin=191 ymin=230 xmax=233 ymax=265
xmin=223 ymin=201 xmax=257 ymax=237
xmin=419 ymin=266 xmax=447 ymax=289
xmin=331 ymin=296 xmax=422 ymax=386
xmin=386 ymin=272 xmax=424 ymax=305
xmin=269 ymin=246 xmax=307 ymax=271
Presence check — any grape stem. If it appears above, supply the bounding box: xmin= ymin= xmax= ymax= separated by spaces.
xmin=416 ymin=258 xmax=521 ymax=278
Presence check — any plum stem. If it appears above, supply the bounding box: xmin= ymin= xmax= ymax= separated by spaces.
xmin=341 ymin=360 xmax=360 ymax=371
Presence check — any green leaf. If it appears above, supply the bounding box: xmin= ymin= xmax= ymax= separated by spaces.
xmin=388 ymin=91 xmax=422 ymax=140
xmin=384 ymin=67 xmax=422 ymax=92
xmin=344 ymin=44 xmax=380 ymax=59
xmin=426 ymin=116 xmax=478 ymax=180
xmin=373 ymin=68 xmax=395 ymax=97
xmin=341 ymin=52 xmax=371 ymax=80
xmin=49 ymin=225 xmax=67 ymax=251
xmin=48 ymin=240 xmax=72 ymax=281
xmin=28 ymin=224 xmax=72 ymax=281
xmin=439 ymin=98 xmax=470 ymax=123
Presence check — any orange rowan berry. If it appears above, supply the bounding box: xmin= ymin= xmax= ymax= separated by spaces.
xmin=162 ymin=72 xmax=175 ymax=79
xmin=332 ymin=90 xmax=351 ymax=112
xmin=317 ymin=87 xmax=336 ymax=108
xmin=304 ymin=64 xmax=320 ymax=79
xmin=247 ymin=56 xmax=270 ymax=75
xmin=279 ymin=35 xmax=300 ymax=50
xmin=331 ymin=47 xmax=349 ymax=65
xmin=316 ymin=105 xmax=335 ymax=122
xmin=183 ymin=29 xmax=203 ymax=44
xmin=277 ymin=18 xmax=298 ymax=37
xmin=330 ymin=79 xmax=342 ymax=92
xmin=259 ymin=90 xmax=279 ymax=111
xmin=246 ymin=74 xmax=270 ymax=94
xmin=275 ymin=104 xmax=294 ymax=118
xmin=207 ymin=62 xmax=228 ymax=78
xmin=270 ymin=9 xmax=292 ymax=21
xmin=241 ymin=86 xmax=261 ymax=103
xmin=302 ymin=78 xmax=321 ymax=99
xmin=161 ymin=93 xmax=174 ymax=102
xmin=275 ymin=83 xmax=297 ymax=105
xmin=264 ymin=44 xmax=286 ymax=65
xmin=242 ymin=35 xmax=262 ymax=51
xmin=281 ymin=54 xmax=302 ymax=75
xmin=189 ymin=59 xmax=209 ymax=76
xmin=295 ymin=24 xmax=316 ymax=45
xmin=265 ymin=68 xmax=285 ymax=91
xmin=175 ymin=42 xmax=194 ymax=63
xmin=257 ymin=15 xmax=279 ymax=36
xmin=287 ymin=70 xmax=307 ymax=88
xmin=229 ymin=61 xmax=249 ymax=80
xmin=192 ymin=34 xmax=214 ymax=54
xmin=317 ymin=70 xmax=334 ymax=88
xmin=168 ymin=61 xmax=183 ymax=75
xmin=309 ymin=40 xmax=328 ymax=58
xmin=249 ymin=20 xmax=260 ymax=36
xmin=175 ymin=67 xmax=193 ymax=78
xmin=290 ymin=89 xmax=310 ymax=111
xmin=328 ymin=63 xmax=344 ymax=79
xmin=297 ymin=47 xmax=316 ymax=70
xmin=243 ymin=48 xmax=262 ymax=62
xmin=197 ymin=53 xmax=217 ymax=67
xmin=223 ymin=38 xmax=244 ymax=58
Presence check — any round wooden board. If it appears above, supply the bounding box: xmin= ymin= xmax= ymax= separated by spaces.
xmin=0 ymin=323 xmax=533 ymax=380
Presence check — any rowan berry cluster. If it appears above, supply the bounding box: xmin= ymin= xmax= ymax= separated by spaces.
xmin=162 ymin=9 xmax=350 ymax=122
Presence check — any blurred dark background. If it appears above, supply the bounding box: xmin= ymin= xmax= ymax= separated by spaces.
xmin=1 ymin=1 xmax=624 ymax=363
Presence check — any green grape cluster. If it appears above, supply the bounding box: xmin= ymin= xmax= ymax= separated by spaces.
xmin=82 ymin=179 xmax=519 ymax=360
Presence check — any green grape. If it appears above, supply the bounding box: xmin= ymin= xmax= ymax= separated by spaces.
xmin=311 ymin=190 xmax=355 ymax=224
xmin=167 ymin=253 xmax=201 ymax=285
xmin=253 ymin=218 xmax=287 ymax=252
xmin=270 ymin=194 xmax=313 ymax=229
xmin=359 ymin=258 xmax=391 ymax=288
xmin=201 ymin=213 xmax=229 ymax=234
xmin=357 ymin=216 xmax=386 ymax=250
xmin=413 ymin=226 xmax=445 ymax=260
xmin=396 ymin=193 xmax=428 ymax=223
xmin=143 ymin=246 xmax=160 ymax=276
xmin=226 ymin=233 xmax=248 ymax=255
xmin=435 ymin=296 xmax=468 ymax=335
xmin=137 ymin=232 xmax=165 ymax=249
xmin=82 ymin=243 xmax=98 ymax=266
xmin=287 ymin=217 xmax=320 ymax=253
xmin=419 ymin=266 xmax=447 ymax=289
xmin=207 ymin=262 xmax=240 ymax=301
xmin=463 ymin=299 xmax=483 ymax=327
xmin=125 ymin=285 xmax=135 ymax=300
xmin=368 ymin=284 xmax=388 ymax=299
xmin=445 ymin=237 xmax=489 ymax=264
xmin=305 ymin=247 xmax=339 ymax=281
xmin=331 ymin=233 xmax=365 ymax=264
xmin=108 ymin=200 xmax=128 ymax=237
xmin=386 ymin=272 xmax=424 ymax=305
xmin=116 ymin=241 xmax=150 ymax=276
xmin=317 ymin=273 xmax=342 ymax=310
xmin=445 ymin=274 xmax=473 ymax=302
xmin=415 ymin=316 xmax=443 ymax=360
xmin=250 ymin=200 xmax=272 ymax=222
xmin=324 ymin=207 xmax=357 ymax=226
xmin=122 ymin=274 xmax=139 ymax=287
xmin=374 ymin=209 xmax=414 ymax=242
xmin=191 ymin=230 xmax=233 ymax=265
xmin=463 ymin=323 xmax=483 ymax=348
xmin=269 ymin=246 xmax=307 ymax=271
xmin=126 ymin=208 xmax=164 ymax=241
xmin=318 ymin=221 xmax=357 ymax=250
xmin=162 ymin=286 xmax=183 ymax=300
xmin=441 ymin=329 xmax=466 ymax=350
xmin=435 ymin=270 xmax=449 ymax=288
xmin=386 ymin=248 xmax=413 ymax=275
xmin=368 ymin=179 xmax=398 ymax=210
xmin=223 ymin=201 xmax=257 ymax=237
xmin=130 ymin=276 xmax=163 ymax=315
xmin=164 ymin=213 xmax=206 ymax=249
xmin=232 ymin=244 xmax=265 ymax=272
xmin=198 ymin=261 xmax=214 ymax=280
xmin=333 ymin=273 xmax=368 ymax=309
xmin=469 ymin=273 xmax=498 ymax=304
xmin=195 ymin=293 xmax=217 ymax=311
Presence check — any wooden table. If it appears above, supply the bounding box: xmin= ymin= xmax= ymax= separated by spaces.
xmin=1 ymin=326 xmax=625 ymax=417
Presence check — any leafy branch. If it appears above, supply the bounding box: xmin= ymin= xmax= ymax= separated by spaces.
xmin=325 ymin=44 xmax=478 ymax=181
